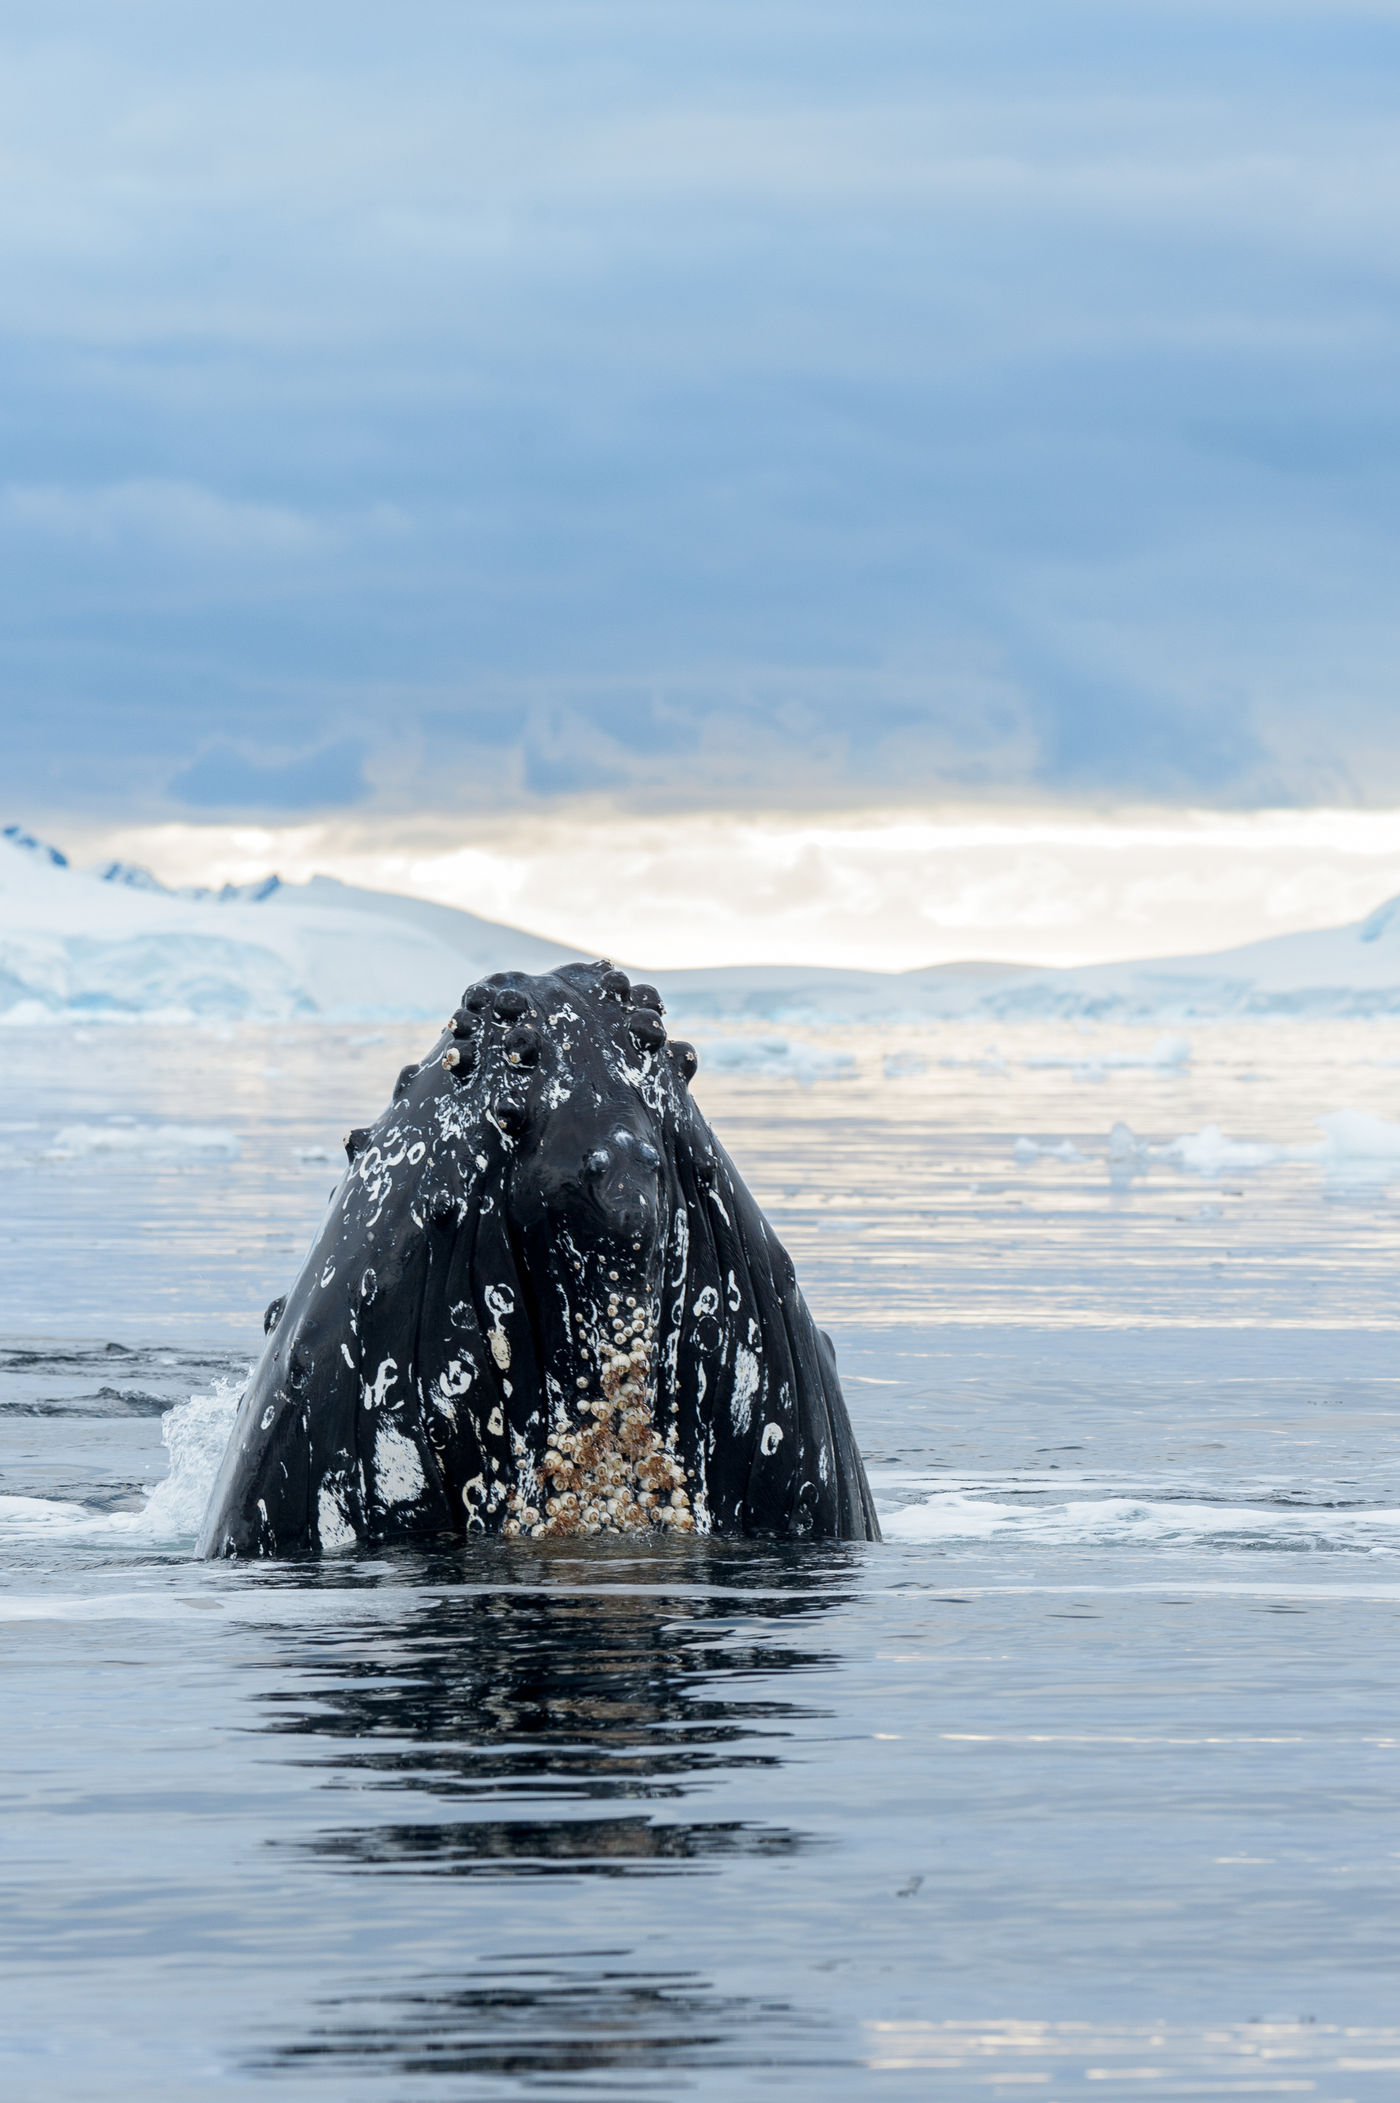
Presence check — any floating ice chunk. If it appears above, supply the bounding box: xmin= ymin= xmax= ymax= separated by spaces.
xmin=1013 ymin=1136 xmax=1085 ymax=1165
xmin=47 ymin=1122 xmax=241 ymax=1160
xmin=1026 ymin=1034 xmax=1191 ymax=1078
xmin=1107 ymin=1120 xmax=1149 ymax=1169
xmin=1316 ymin=1108 xmax=1400 ymax=1162
xmin=697 ymin=1036 xmax=855 ymax=1084
xmin=1160 ymin=1124 xmax=1298 ymax=1175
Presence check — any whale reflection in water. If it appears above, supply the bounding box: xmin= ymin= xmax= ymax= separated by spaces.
xmin=251 ymin=1541 xmax=859 ymax=2083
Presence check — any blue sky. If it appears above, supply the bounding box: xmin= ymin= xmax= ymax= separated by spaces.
xmin=5 ymin=0 xmax=1400 ymax=822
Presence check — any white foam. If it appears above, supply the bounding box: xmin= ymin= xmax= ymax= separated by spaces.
xmin=0 ymin=1378 xmax=243 ymax=1547
xmin=879 ymin=1476 xmax=1400 ymax=1553
xmin=46 ymin=1122 xmax=241 ymax=1161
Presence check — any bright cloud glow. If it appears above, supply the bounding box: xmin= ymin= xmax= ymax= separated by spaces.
xmin=70 ymin=804 xmax=1400 ymax=973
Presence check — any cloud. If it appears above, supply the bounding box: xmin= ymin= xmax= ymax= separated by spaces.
xmin=168 ymin=741 xmax=368 ymax=811
xmin=1 ymin=1 xmax=1399 ymax=817
xmin=0 ymin=479 xmax=323 ymax=556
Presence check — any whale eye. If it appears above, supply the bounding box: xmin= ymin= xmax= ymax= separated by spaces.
xmin=631 ymin=983 xmax=664 ymax=1013
xmin=496 ymin=1095 xmax=529 ymax=1136
xmin=494 ymin=988 xmax=530 ymax=1022
xmin=669 ymin=1040 xmax=699 ymax=1084
xmin=503 ymin=1022 xmax=542 ymax=1067
xmin=628 ymin=1010 xmax=666 ymax=1052
xmin=599 ymin=969 xmax=631 ymax=1001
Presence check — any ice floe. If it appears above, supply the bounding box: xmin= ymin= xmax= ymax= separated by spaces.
xmin=46 ymin=1122 xmax=241 ymax=1161
xmin=695 ymin=1035 xmax=856 ymax=1083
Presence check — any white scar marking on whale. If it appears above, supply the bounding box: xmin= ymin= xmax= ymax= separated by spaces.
xmin=692 ymin=1285 xmax=718 ymax=1318
xmin=260 ymin=1405 xmax=275 ymax=1430
xmin=727 ymin=1270 xmax=742 ymax=1312
xmin=321 ymin=1261 xmax=335 ymax=1288
xmin=486 ymin=1285 xmax=514 ymax=1368
xmin=761 ymin=1421 xmax=783 ymax=1455
xmin=487 ymin=1406 xmax=504 ymax=1437
xmin=318 ymin=1484 xmax=356 ymax=1549
xmin=407 ymin=1141 xmax=425 ymax=1165
xmin=709 ymin=1189 xmax=732 ymax=1226
xmin=434 ymin=1360 xmax=473 ymax=1403
xmin=731 ymin=1345 xmax=759 ymax=1432
xmin=361 ymin=1358 xmax=399 ymax=1411
xmin=373 ymin=1424 xmax=425 ymax=1508
xmin=341 ymin=1343 xmax=355 ymax=1370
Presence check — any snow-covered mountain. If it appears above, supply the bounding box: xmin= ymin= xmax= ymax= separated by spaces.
xmin=7 ymin=821 xmax=1400 ymax=1023
xmin=0 ymin=828 xmax=572 ymax=1022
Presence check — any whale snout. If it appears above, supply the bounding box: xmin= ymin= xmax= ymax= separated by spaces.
xmin=579 ymin=1127 xmax=663 ymax=1242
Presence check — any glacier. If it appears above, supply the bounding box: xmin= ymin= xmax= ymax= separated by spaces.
xmin=10 ymin=821 xmax=1400 ymax=1023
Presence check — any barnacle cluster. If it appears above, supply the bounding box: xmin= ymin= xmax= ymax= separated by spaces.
xmin=504 ymin=1290 xmax=695 ymax=1538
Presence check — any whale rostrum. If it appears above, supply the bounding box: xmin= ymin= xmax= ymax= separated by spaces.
xmin=198 ymin=961 xmax=880 ymax=1556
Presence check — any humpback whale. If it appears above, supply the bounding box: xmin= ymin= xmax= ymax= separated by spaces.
xmin=198 ymin=962 xmax=880 ymax=1556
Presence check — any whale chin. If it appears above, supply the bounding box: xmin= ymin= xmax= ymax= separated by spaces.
xmin=198 ymin=960 xmax=880 ymax=1558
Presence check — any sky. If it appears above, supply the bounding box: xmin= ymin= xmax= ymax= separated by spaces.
xmin=5 ymin=3 xmax=1400 ymax=963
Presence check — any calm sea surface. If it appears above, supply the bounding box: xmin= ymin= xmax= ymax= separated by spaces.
xmin=5 ymin=1017 xmax=1400 ymax=2098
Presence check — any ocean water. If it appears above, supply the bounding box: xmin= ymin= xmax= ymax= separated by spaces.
xmin=6 ymin=1017 xmax=1400 ymax=2098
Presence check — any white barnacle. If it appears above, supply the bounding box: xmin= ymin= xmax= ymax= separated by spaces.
xmin=692 ymin=1285 xmax=719 ymax=1318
